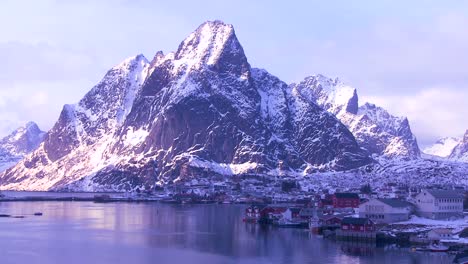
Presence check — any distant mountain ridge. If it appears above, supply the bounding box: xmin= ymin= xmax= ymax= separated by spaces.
xmin=290 ymin=75 xmax=420 ymax=159
xmin=449 ymin=130 xmax=468 ymax=162
xmin=0 ymin=122 xmax=45 ymax=172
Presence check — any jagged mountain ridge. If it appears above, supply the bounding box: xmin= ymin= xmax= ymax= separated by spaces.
xmin=449 ymin=130 xmax=468 ymax=162
xmin=0 ymin=122 xmax=45 ymax=172
xmin=0 ymin=21 xmax=372 ymax=191
xmin=290 ymin=75 xmax=420 ymax=159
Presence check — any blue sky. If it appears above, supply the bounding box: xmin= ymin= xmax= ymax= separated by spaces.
xmin=0 ymin=0 xmax=467 ymax=146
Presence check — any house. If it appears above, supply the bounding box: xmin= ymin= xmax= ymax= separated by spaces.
xmin=299 ymin=207 xmax=316 ymax=220
xmin=415 ymin=189 xmax=464 ymax=219
xmin=427 ymin=228 xmax=454 ymax=241
xmin=332 ymin=193 xmax=360 ymax=208
xmin=340 ymin=217 xmax=375 ymax=232
xmin=319 ymin=215 xmax=342 ymax=227
xmin=359 ymin=198 xmax=413 ymax=223
xmin=260 ymin=205 xmax=300 ymax=222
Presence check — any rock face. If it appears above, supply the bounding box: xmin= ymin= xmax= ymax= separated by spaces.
xmin=449 ymin=130 xmax=468 ymax=162
xmin=423 ymin=137 xmax=460 ymax=158
xmin=0 ymin=122 xmax=45 ymax=172
xmin=0 ymin=21 xmax=371 ymax=191
xmin=290 ymin=75 xmax=420 ymax=159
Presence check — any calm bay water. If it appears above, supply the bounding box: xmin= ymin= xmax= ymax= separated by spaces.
xmin=0 ymin=196 xmax=454 ymax=264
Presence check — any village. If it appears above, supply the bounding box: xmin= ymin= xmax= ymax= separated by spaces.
xmin=148 ymin=177 xmax=468 ymax=258
xmin=241 ymin=187 xmax=468 ymax=258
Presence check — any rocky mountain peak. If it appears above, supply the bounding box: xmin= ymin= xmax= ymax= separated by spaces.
xmin=0 ymin=121 xmax=45 ymax=155
xmin=0 ymin=21 xmax=373 ymax=191
xmin=0 ymin=121 xmax=46 ymax=172
xmin=174 ymin=20 xmax=249 ymax=76
xmin=292 ymin=75 xmax=358 ymax=115
xmin=291 ymin=74 xmax=420 ymax=159
xmin=449 ymin=130 xmax=468 ymax=162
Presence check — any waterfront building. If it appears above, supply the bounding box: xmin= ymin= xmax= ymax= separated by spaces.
xmin=415 ymin=189 xmax=464 ymax=220
xmin=358 ymin=198 xmax=413 ymax=223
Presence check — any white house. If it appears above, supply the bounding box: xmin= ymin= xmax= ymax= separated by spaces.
xmin=359 ymin=198 xmax=413 ymax=223
xmin=415 ymin=189 xmax=464 ymax=220
xmin=427 ymin=228 xmax=454 ymax=241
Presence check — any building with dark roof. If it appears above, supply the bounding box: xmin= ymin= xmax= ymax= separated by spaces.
xmin=359 ymin=198 xmax=413 ymax=223
xmin=415 ymin=189 xmax=464 ymax=220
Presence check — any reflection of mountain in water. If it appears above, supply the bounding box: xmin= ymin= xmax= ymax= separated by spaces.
xmin=0 ymin=200 xmax=456 ymax=263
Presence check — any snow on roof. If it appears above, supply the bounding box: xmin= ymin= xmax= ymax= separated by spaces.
xmin=426 ymin=189 xmax=464 ymax=199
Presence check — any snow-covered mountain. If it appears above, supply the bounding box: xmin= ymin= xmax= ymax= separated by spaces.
xmin=423 ymin=137 xmax=460 ymax=158
xmin=0 ymin=21 xmax=372 ymax=191
xmin=449 ymin=130 xmax=468 ymax=162
xmin=290 ymin=75 xmax=420 ymax=159
xmin=0 ymin=122 xmax=45 ymax=172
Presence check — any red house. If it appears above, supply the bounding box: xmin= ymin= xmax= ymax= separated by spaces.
xmin=319 ymin=215 xmax=342 ymax=226
xmin=340 ymin=217 xmax=375 ymax=232
xmin=260 ymin=205 xmax=288 ymax=218
xmin=332 ymin=193 xmax=360 ymax=208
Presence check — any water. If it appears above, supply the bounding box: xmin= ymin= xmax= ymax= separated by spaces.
xmin=0 ymin=198 xmax=455 ymax=263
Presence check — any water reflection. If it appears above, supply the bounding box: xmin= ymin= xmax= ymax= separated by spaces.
xmin=0 ymin=202 xmax=455 ymax=264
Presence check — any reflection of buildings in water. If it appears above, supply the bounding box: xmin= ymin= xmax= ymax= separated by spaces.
xmin=338 ymin=241 xmax=376 ymax=256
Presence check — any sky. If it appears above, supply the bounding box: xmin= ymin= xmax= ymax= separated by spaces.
xmin=0 ymin=0 xmax=467 ymax=147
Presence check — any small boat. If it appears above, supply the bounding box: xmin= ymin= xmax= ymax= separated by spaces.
xmin=34 ymin=212 xmax=43 ymax=216
xmin=275 ymin=218 xmax=302 ymax=228
xmin=411 ymin=246 xmax=429 ymax=252
xmin=428 ymin=243 xmax=449 ymax=252
xmin=12 ymin=216 xmax=25 ymax=219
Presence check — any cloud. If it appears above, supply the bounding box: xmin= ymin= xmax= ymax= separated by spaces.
xmin=361 ymin=87 xmax=468 ymax=146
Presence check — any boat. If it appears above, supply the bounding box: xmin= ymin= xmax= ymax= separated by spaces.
xmin=411 ymin=246 xmax=429 ymax=252
xmin=274 ymin=218 xmax=303 ymax=228
xmin=34 ymin=212 xmax=43 ymax=216
xmin=428 ymin=243 xmax=449 ymax=252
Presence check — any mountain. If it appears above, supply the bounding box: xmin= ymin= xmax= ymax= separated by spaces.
xmin=423 ymin=137 xmax=460 ymax=158
xmin=0 ymin=122 xmax=46 ymax=172
xmin=290 ymin=75 xmax=420 ymax=159
xmin=449 ymin=130 xmax=468 ymax=162
xmin=0 ymin=21 xmax=371 ymax=191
